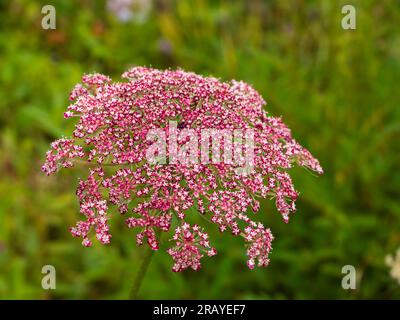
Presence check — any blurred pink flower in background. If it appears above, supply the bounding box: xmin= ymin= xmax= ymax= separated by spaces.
xmin=386 ymin=249 xmax=400 ymax=285
xmin=107 ymin=0 xmax=152 ymax=23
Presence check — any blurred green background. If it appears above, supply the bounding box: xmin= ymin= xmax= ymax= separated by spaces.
xmin=0 ymin=0 xmax=399 ymax=299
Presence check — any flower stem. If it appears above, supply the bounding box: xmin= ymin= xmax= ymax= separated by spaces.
xmin=129 ymin=244 xmax=156 ymax=300
xmin=129 ymin=228 xmax=163 ymax=299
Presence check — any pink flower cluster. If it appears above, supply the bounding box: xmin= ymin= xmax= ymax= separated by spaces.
xmin=244 ymin=222 xmax=273 ymax=269
xmin=168 ymin=223 xmax=217 ymax=272
xmin=70 ymin=168 xmax=111 ymax=247
xmin=42 ymin=67 xmax=323 ymax=271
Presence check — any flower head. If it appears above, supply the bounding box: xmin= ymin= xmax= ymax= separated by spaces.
xmin=42 ymin=67 xmax=323 ymax=271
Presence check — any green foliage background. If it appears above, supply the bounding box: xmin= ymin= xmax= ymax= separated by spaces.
xmin=0 ymin=0 xmax=399 ymax=299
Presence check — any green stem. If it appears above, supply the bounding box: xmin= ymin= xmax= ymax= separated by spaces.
xmin=129 ymin=244 xmax=156 ymax=300
xmin=74 ymin=159 xmax=131 ymax=167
